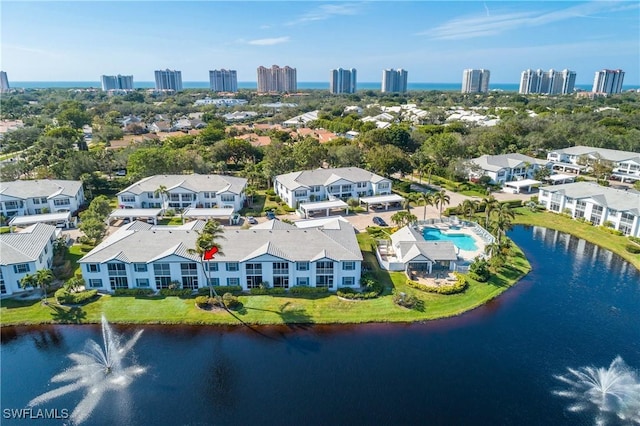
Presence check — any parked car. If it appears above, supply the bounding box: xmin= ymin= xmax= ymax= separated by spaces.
xmin=266 ymin=210 xmax=276 ymax=220
xmin=372 ymin=216 xmax=388 ymax=226
xmin=246 ymin=216 xmax=258 ymax=224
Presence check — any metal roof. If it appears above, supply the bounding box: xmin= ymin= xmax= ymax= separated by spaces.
xmin=9 ymin=212 xmax=71 ymax=226
xmin=359 ymin=194 xmax=404 ymax=204
xmin=0 ymin=179 xmax=83 ymax=200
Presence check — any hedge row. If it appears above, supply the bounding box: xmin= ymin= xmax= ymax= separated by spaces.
xmin=55 ymin=288 xmax=99 ymax=305
xmin=625 ymin=244 xmax=640 ymax=254
xmin=289 ymin=286 xmax=329 ymax=295
xmin=406 ymin=274 xmax=468 ymax=295
xmin=249 ymin=287 xmax=287 ymax=295
xmin=197 ymin=286 xmax=243 ymax=296
xmin=159 ymin=288 xmax=193 ymax=297
xmin=336 ymin=287 xmax=379 ymax=299
xmin=114 ymin=288 xmax=155 ymax=297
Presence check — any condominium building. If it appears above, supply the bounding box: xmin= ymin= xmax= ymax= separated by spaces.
xmin=0 ymin=180 xmax=86 ymax=218
xmin=100 ymin=74 xmax=134 ymax=91
xmin=330 ymin=68 xmax=357 ymax=94
xmin=274 ymin=167 xmax=392 ymax=209
xmin=117 ymin=174 xmax=247 ymax=211
xmin=466 ymin=153 xmax=551 ymax=185
xmin=209 ymin=69 xmax=238 ymax=92
xmin=547 ymin=146 xmax=640 ymax=182
xmin=256 ymin=65 xmax=297 ymax=93
xmin=381 ymin=69 xmax=408 ymax=93
xmin=0 ymin=71 xmax=9 ymax=93
xmin=519 ymin=69 xmax=576 ymax=94
xmin=592 ymin=69 xmax=625 ymax=95
xmin=78 ymin=218 xmax=362 ymax=292
xmin=0 ymin=224 xmax=59 ymax=296
xmin=461 ymin=69 xmax=490 ymax=93
xmin=538 ymin=182 xmax=640 ymax=237
xmin=154 ymin=69 xmax=183 ymax=92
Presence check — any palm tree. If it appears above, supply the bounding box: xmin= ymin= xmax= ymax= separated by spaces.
xmin=20 ymin=269 xmax=55 ymax=302
xmin=244 ymin=185 xmax=256 ymax=208
xmin=188 ymin=220 xmax=225 ymax=300
xmin=481 ymin=195 xmax=499 ymax=229
xmin=422 ymin=163 xmax=436 ymax=186
xmin=460 ymin=199 xmax=479 ymax=222
xmin=402 ymin=193 xmax=418 ymax=213
xmin=432 ymin=190 xmax=450 ymax=220
xmin=492 ymin=203 xmax=515 ymax=243
xmin=417 ymin=192 xmax=434 ymax=221
xmin=154 ymin=185 xmax=169 ymax=216
xmin=390 ymin=211 xmax=417 ymax=228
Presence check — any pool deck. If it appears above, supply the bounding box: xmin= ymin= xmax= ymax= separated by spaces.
xmin=421 ymin=222 xmax=487 ymax=261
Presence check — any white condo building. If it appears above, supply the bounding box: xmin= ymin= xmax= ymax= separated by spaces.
xmin=381 ymin=69 xmax=408 ymax=93
xmin=466 ymin=153 xmax=551 ymax=185
xmin=257 ymin=65 xmax=297 ymax=93
xmin=0 ymin=223 xmax=59 ymax=297
xmin=0 ymin=71 xmax=9 ymax=93
xmin=539 ymin=182 xmax=640 ymax=237
xmin=209 ymin=69 xmax=238 ymax=92
xmin=0 ymin=180 xmax=85 ymax=218
xmin=547 ymin=146 xmax=640 ymax=182
xmin=117 ymin=174 xmax=247 ymax=212
xmin=78 ymin=218 xmax=362 ymax=292
xmin=330 ymin=68 xmax=357 ymax=94
xmin=100 ymin=75 xmax=134 ymax=91
xmin=592 ymin=69 xmax=625 ymax=95
xmin=461 ymin=69 xmax=490 ymax=93
xmin=274 ymin=167 xmax=392 ymax=209
xmin=154 ymin=69 xmax=183 ymax=92
xmin=519 ymin=69 xmax=576 ymax=95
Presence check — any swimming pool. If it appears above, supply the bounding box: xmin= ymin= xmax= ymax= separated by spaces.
xmin=423 ymin=228 xmax=478 ymax=251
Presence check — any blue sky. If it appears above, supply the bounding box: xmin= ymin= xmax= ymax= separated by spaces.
xmin=2 ymin=1 xmax=639 ymax=85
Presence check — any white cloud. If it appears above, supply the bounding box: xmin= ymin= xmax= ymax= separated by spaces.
xmin=420 ymin=1 xmax=633 ymax=40
xmin=287 ymin=3 xmax=362 ymax=26
xmin=247 ymin=36 xmax=290 ymax=46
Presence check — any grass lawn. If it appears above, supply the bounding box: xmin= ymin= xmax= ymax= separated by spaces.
xmin=1 ymin=232 xmax=531 ymax=327
xmin=513 ymin=207 xmax=640 ymax=270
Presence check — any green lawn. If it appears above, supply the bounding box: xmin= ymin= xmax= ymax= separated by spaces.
xmin=1 ymin=232 xmax=531 ymax=326
xmin=513 ymin=208 xmax=640 ymax=270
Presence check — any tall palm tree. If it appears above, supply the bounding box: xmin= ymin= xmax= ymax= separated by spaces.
xmin=492 ymin=203 xmax=515 ymax=243
xmin=188 ymin=220 xmax=225 ymax=300
xmin=422 ymin=163 xmax=436 ymax=186
xmin=433 ymin=190 xmax=450 ymax=220
xmin=481 ymin=195 xmax=499 ymax=229
xmin=417 ymin=192 xmax=434 ymax=221
xmin=154 ymin=185 xmax=169 ymax=216
xmin=20 ymin=269 xmax=55 ymax=302
xmin=460 ymin=199 xmax=479 ymax=221
xmin=402 ymin=193 xmax=418 ymax=213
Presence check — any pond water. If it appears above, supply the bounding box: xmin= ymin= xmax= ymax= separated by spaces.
xmin=1 ymin=225 xmax=639 ymax=425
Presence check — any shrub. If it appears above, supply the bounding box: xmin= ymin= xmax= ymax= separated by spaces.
xmin=599 ymin=226 xmax=624 ymax=236
xmin=282 ymin=205 xmax=296 ymax=212
xmin=468 ymin=257 xmax=490 ymax=282
xmin=392 ymin=290 xmax=419 ymax=309
xmin=625 ymin=244 xmax=640 ymax=254
xmin=159 ymin=288 xmax=193 ymax=297
xmin=114 ymin=288 xmax=155 ymax=297
xmin=360 ymin=273 xmax=384 ymax=295
xmin=197 ymin=286 xmax=243 ymax=296
xmin=249 ymin=287 xmax=287 ymax=295
xmin=337 ymin=288 xmax=379 ymax=299
xmin=289 ymin=286 xmax=329 ymax=295
xmin=222 ymin=292 xmax=241 ymax=309
xmin=55 ymin=288 xmax=98 ymax=305
xmin=392 ymin=180 xmax=412 ymax=193
xmin=501 ymin=200 xmax=523 ymax=209
xmin=195 ymin=295 xmax=210 ymax=308
xmin=406 ymin=274 xmax=468 ymax=295
xmin=628 ymin=236 xmax=640 ymax=245
xmin=265 ymin=189 xmax=276 ymax=196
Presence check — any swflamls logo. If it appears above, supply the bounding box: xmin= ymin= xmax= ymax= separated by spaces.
xmin=3 ymin=408 xmax=69 ymax=420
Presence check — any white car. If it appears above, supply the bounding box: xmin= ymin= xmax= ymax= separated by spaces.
xmin=246 ymin=216 xmax=258 ymax=224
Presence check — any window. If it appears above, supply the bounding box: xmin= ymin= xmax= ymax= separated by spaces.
xmin=0 ymin=270 xmax=5 ymax=294
xmin=296 ymin=262 xmax=309 ymax=271
xmin=246 ymin=263 xmax=262 ymax=289
xmin=226 ymin=262 xmax=239 ymax=271
xmin=227 ymin=277 xmax=240 ymax=286
xmin=294 ymin=190 xmax=307 ymax=197
xmin=207 ymin=277 xmax=220 ymax=286
xmin=120 ymin=195 xmax=135 ymax=203
xmin=13 ymin=264 xmax=30 ymax=274
xmin=87 ymin=263 xmax=100 ymax=273
xmin=357 ymin=182 xmax=367 ymax=188
xmin=316 ymin=275 xmax=333 ymax=288
xmin=88 ymin=279 xmax=102 ymax=288
xmin=135 ymin=278 xmax=149 ymax=287
xmin=342 ymin=262 xmax=355 ymax=271
xmin=182 ymin=276 xmax=198 ymax=290
xmin=342 ymin=277 xmax=355 ymax=286
xmin=154 ymin=263 xmax=172 ymax=289
xmin=311 ymin=186 xmax=321 ymax=193
xmin=181 ymin=263 xmax=198 ymax=289
xmin=205 ymin=263 xmax=218 ymax=272
xmin=180 ymin=263 xmax=198 ymax=275
xmin=272 ymin=262 xmax=288 ymax=275
xmin=109 ymin=276 xmax=128 ymax=290
xmin=273 ymin=276 xmax=289 ymax=288
xmin=296 ymin=277 xmax=309 ymax=287
xmin=220 ymin=194 xmax=235 ymax=202
xmin=204 ymin=192 xmax=215 ymax=199
xmin=378 ymin=182 xmax=390 ymax=189
xmin=316 ymin=261 xmax=334 ymax=274
xmin=107 ymin=263 xmax=126 ymax=276
xmin=53 ymin=198 xmax=71 ymax=206
xmin=134 ymin=263 xmax=147 ymax=272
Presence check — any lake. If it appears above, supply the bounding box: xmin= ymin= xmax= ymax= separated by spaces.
xmin=1 ymin=225 xmax=639 ymax=425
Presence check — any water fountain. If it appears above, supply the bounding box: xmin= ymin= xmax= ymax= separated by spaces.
xmin=28 ymin=315 xmax=146 ymax=425
xmin=554 ymin=356 xmax=640 ymax=425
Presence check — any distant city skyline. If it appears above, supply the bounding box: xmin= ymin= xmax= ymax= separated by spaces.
xmin=1 ymin=1 xmax=638 ymax=85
